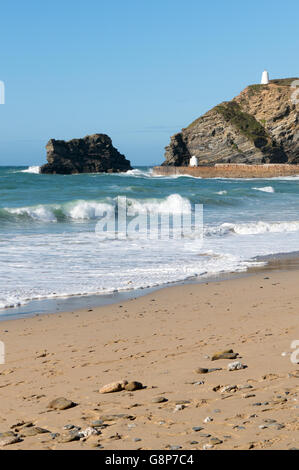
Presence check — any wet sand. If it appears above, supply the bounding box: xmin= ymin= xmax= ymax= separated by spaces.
xmin=0 ymin=268 xmax=298 ymax=450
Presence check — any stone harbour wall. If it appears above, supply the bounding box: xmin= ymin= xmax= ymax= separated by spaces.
xmin=153 ymin=164 xmax=299 ymax=178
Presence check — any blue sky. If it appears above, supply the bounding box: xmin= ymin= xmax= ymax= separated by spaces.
xmin=0 ymin=0 xmax=298 ymax=166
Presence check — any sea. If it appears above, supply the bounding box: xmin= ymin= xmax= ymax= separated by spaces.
xmin=1 ymin=165 xmax=299 ymax=316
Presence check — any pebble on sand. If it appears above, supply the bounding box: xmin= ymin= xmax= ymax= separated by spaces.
xmin=211 ymin=349 xmax=238 ymax=361
xmin=227 ymin=361 xmax=247 ymax=371
xmin=204 ymin=416 xmax=213 ymax=423
xmin=99 ymin=414 xmax=134 ymax=421
xmin=194 ymin=367 xmax=209 ymax=374
xmin=203 ymin=443 xmax=214 ymax=450
xmin=47 ymin=397 xmax=76 ymax=410
xmin=20 ymin=427 xmax=50 ymax=437
xmin=124 ymin=381 xmax=143 ymax=391
xmin=0 ymin=436 xmax=21 ymax=447
xmin=99 ymin=380 xmax=128 ymax=394
xmin=152 ymin=396 xmax=168 ymax=403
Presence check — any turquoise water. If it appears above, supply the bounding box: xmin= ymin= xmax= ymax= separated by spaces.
xmin=1 ymin=165 xmax=299 ymax=312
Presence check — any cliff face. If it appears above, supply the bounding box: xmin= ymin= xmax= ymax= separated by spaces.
xmin=163 ymin=78 xmax=299 ymax=166
xmin=40 ymin=134 xmax=132 ymax=174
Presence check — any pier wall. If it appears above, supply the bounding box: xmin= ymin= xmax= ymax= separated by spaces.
xmin=153 ymin=164 xmax=299 ymax=178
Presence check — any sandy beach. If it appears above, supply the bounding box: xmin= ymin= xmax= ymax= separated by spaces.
xmin=0 ymin=267 xmax=298 ymax=450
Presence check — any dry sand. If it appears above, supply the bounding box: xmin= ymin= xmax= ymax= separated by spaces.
xmin=0 ymin=269 xmax=298 ymax=450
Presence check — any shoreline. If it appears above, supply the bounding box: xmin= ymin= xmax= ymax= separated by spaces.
xmin=2 ymin=250 xmax=299 ymax=322
xmin=0 ymin=264 xmax=298 ymax=449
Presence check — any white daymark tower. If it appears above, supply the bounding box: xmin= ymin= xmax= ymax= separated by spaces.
xmin=261 ymin=70 xmax=269 ymax=84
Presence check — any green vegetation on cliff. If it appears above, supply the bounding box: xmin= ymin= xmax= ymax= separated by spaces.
xmin=215 ymin=101 xmax=269 ymax=148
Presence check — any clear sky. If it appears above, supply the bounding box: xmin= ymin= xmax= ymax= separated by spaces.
xmin=0 ymin=0 xmax=298 ymax=166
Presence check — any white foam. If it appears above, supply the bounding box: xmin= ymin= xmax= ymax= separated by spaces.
xmin=221 ymin=220 xmax=299 ymax=235
xmin=21 ymin=166 xmax=41 ymax=174
xmin=7 ymin=205 xmax=57 ymax=222
xmin=65 ymin=200 xmax=114 ymax=220
xmin=253 ymin=186 xmax=275 ymax=193
xmin=127 ymin=194 xmax=192 ymax=214
xmin=124 ymin=168 xmax=154 ymax=178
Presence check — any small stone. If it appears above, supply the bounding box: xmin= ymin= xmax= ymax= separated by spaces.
xmin=78 ymin=427 xmax=100 ymax=438
xmin=259 ymin=425 xmax=268 ymax=429
xmin=227 ymin=361 xmax=247 ymax=371
xmin=272 ymin=398 xmax=287 ymax=405
xmin=152 ymin=396 xmax=168 ymax=403
xmin=204 ymin=416 xmax=213 ymax=423
xmin=174 ymin=404 xmax=185 ymax=412
xmin=69 ymin=426 xmax=81 ymax=434
xmin=133 ymin=438 xmax=141 ymax=442
xmin=203 ymin=443 xmax=214 ymax=450
xmin=124 ymin=381 xmax=143 ymax=391
xmin=199 ymin=433 xmax=211 ymax=438
xmin=91 ymin=420 xmax=104 ymax=427
xmin=242 ymin=393 xmax=256 ymax=398
xmin=190 ymin=441 xmax=198 ymax=445
xmin=20 ymin=427 xmax=50 ymax=437
xmin=192 ymin=426 xmax=204 ymax=432
xmin=99 ymin=414 xmax=133 ymax=421
xmin=0 ymin=436 xmax=21 ymax=447
xmin=109 ymin=433 xmax=122 ymax=440
xmin=63 ymin=424 xmax=75 ymax=430
xmin=47 ymin=397 xmax=75 ymax=410
xmin=220 ymin=385 xmax=237 ymax=393
xmin=238 ymin=384 xmax=253 ymax=390
xmin=211 ymin=349 xmax=237 ymax=361
xmin=58 ymin=433 xmax=80 ymax=443
xmin=194 ymin=367 xmax=209 ymax=374
xmin=99 ymin=380 xmax=128 ymax=394
xmin=210 ymin=437 xmax=223 ymax=445
xmin=170 ymin=445 xmax=182 ymax=450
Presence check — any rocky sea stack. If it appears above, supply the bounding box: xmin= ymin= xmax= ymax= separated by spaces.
xmin=40 ymin=134 xmax=132 ymax=174
xmin=163 ymin=78 xmax=299 ymax=166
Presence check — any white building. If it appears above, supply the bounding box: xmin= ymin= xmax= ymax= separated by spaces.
xmin=189 ymin=155 xmax=199 ymax=167
xmin=261 ymin=70 xmax=269 ymax=84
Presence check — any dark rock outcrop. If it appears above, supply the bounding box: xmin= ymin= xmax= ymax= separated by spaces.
xmin=40 ymin=134 xmax=132 ymax=174
xmin=163 ymin=78 xmax=299 ymax=166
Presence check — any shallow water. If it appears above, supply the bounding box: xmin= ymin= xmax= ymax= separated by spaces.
xmin=1 ymin=165 xmax=299 ymax=313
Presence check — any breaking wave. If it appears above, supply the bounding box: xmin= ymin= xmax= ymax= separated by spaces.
xmin=2 ymin=194 xmax=192 ymax=222
xmin=21 ymin=166 xmax=41 ymax=174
